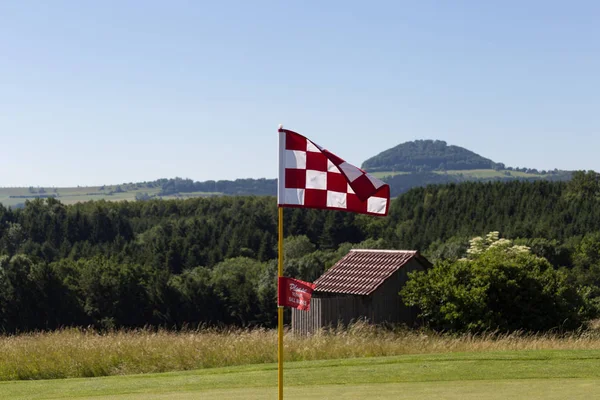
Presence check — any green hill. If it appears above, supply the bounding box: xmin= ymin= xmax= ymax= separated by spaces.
xmin=360 ymin=140 xmax=572 ymax=196
xmin=361 ymin=139 xmax=499 ymax=172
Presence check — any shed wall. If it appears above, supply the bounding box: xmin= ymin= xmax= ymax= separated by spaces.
xmin=368 ymin=258 xmax=423 ymax=324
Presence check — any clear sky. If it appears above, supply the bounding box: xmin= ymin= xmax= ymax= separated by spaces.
xmin=1 ymin=1 xmax=599 ymax=187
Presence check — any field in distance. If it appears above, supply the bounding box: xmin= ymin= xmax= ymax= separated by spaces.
xmin=3 ymin=350 xmax=600 ymax=400
xmin=370 ymin=169 xmax=553 ymax=179
xmin=0 ymin=185 xmax=221 ymax=208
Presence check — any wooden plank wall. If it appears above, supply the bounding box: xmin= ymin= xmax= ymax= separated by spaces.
xmin=369 ymin=258 xmax=424 ymax=324
xmin=292 ymin=295 xmax=364 ymax=335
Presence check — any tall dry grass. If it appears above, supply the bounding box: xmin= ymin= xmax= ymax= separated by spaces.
xmin=3 ymin=322 xmax=600 ymax=381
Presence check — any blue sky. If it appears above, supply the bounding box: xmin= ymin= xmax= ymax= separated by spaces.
xmin=1 ymin=1 xmax=598 ymax=187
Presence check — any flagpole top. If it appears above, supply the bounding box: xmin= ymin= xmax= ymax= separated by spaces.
xmin=278 ymin=124 xmax=283 ymax=131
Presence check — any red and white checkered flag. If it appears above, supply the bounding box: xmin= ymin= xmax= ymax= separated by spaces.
xmin=278 ymin=128 xmax=390 ymax=216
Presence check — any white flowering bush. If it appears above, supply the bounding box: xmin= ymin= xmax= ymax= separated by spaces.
xmin=402 ymin=232 xmax=591 ymax=332
xmin=464 ymin=232 xmax=530 ymax=260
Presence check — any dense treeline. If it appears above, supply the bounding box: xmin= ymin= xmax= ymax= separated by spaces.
xmin=133 ymin=168 xmax=571 ymax=200
xmin=0 ymin=196 xmax=369 ymax=331
xmin=383 ymin=170 xmax=571 ymax=197
xmin=387 ymin=174 xmax=600 ymax=250
xmin=0 ymin=171 xmax=600 ymax=332
xmin=157 ymin=177 xmax=278 ymax=196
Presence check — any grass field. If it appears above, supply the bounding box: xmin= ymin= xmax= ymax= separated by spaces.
xmin=370 ymin=169 xmax=547 ymax=179
xmin=434 ymin=169 xmax=548 ymax=179
xmin=0 ymin=186 xmax=221 ymax=207
xmin=2 ymin=350 xmax=600 ymax=399
xmin=370 ymin=171 xmax=410 ymax=178
xmin=6 ymin=326 xmax=600 ymax=381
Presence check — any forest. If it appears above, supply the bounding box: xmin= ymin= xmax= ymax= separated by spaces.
xmin=0 ymin=171 xmax=600 ymax=333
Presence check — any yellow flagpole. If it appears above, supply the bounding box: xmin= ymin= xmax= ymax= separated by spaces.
xmin=277 ymin=206 xmax=284 ymax=400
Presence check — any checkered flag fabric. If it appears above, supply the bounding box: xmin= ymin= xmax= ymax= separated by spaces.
xmin=278 ymin=128 xmax=390 ymax=216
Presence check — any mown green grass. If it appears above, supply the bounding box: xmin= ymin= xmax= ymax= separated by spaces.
xmin=2 ymin=350 xmax=600 ymax=399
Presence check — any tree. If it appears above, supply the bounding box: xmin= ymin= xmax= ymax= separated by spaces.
xmin=71 ymin=257 xmax=157 ymax=328
xmin=567 ymin=232 xmax=600 ymax=312
xmin=135 ymin=192 xmax=152 ymax=201
xmin=425 ymin=236 xmax=469 ymax=263
xmin=211 ymin=257 xmax=265 ymax=325
xmin=168 ymin=266 xmax=217 ymax=325
xmin=3 ymin=222 xmax=25 ymax=255
xmin=0 ymin=255 xmax=81 ymax=331
xmin=573 ymin=232 xmax=600 ymax=269
xmin=284 ymin=235 xmax=316 ymax=260
xmin=565 ymin=171 xmax=600 ymax=201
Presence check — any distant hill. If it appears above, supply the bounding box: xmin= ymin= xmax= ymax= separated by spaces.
xmin=0 ymin=140 xmax=575 ymax=207
xmin=360 ymin=139 xmax=572 ymax=196
xmin=361 ymin=140 xmax=499 ymax=172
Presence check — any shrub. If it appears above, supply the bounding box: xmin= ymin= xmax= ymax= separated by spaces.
xmin=401 ymin=232 xmax=592 ymax=332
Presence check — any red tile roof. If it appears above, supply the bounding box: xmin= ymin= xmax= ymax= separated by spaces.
xmin=313 ymin=249 xmax=429 ymax=296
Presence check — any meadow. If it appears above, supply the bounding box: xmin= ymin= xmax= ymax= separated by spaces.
xmin=370 ymin=169 xmax=547 ymax=179
xmin=0 ymin=186 xmax=220 ymax=207
xmin=4 ymin=324 xmax=600 ymax=381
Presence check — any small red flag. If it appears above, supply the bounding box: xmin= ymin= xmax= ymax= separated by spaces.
xmin=278 ymin=277 xmax=317 ymax=311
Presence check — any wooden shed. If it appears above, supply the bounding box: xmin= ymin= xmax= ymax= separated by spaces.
xmin=292 ymin=249 xmax=430 ymax=335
